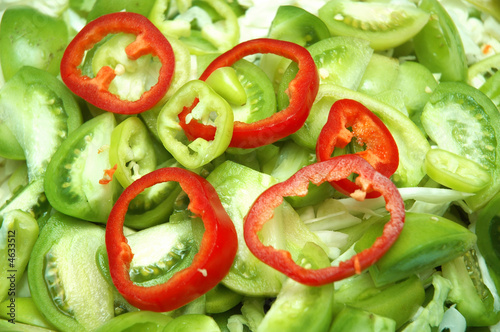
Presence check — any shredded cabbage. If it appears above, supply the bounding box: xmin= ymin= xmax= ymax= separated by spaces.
xmin=403 ymin=274 xmax=452 ymax=332
xmin=438 ymin=306 xmax=467 ymax=332
xmin=440 ymin=0 xmax=500 ymax=64
xmin=338 ymin=187 xmax=473 ymax=218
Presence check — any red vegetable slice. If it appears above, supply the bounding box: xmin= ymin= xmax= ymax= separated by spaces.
xmin=244 ymin=154 xmax=405 ymax=286
xmin=179 ymin=38 xmax=319 ymax=148
xmin=60 ymin=12 xmax=175 ymax=114
xmin=106 ymin=167 xmax=238 ymax=312
xmin=316 ymin=99 xmax=399 ymax=198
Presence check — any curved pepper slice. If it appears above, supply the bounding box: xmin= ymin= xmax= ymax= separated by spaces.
xmin=244 ymin=154 xmax=405 ymax=286
xmin=60 ymin=12 xmax=175 ymax=114
xmin=179 ymin=38 xmax=319 ymax=148
xmin=106 ymin=167 xmax=238 ymax=312
xmin=316 ymin=99 xmax=399 ymax=198
xmin=158 ymin=80 xmax=233 ymax=169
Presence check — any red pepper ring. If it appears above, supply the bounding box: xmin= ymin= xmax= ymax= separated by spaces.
xmin=106 ymin=167 xmax=238 ymax=312
xmin=243 ymin=154 xmax=405 ymax=286
xmin=179 ymin=38 xmax=319 ymax=149
xmin=316 ymin=99 xmax=399 ymax=199
xmin=60 ymin=12 xmax=175 ymax=114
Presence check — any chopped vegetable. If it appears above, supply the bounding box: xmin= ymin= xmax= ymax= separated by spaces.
xmin=60 ymin=12 xmax=175 ymax=114
xmin=0 ymin=0 xmax=499 ymax=330
xmin=105 ymin=167 xmax=238 ymax=312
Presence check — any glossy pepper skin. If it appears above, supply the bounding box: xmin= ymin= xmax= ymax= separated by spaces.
xmin=105 ymin=167 xmax=238 ymax=312
xmin=244 ymin=154 xmax=405 ymax=286
xmin=60 ymin=12 xmax=175 ymax=114
xmin=316 ymin=99 xmax=399 ymax=198
xmin=179 ymin=38 xmax=319 ymax=149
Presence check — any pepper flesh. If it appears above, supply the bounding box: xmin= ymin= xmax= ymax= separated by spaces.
xmin=244 ymin=154 xmax=405 ymax=286
xmin=316 ymin=99 xmax=399 ymax=198
xmin=179 ymin=38 xmax=319 ymax=148
xmin=60 ymin=12 xmax=175 ymax=114
xmin=106 ymin=167 xmax=238 ymax=312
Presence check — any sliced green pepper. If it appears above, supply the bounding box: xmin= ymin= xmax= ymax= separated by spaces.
xmin=157 ymin=80 xmax=233 ymax=169
xmin=424 ymin=148 xmax=491 ymax=193
xmin=109 ymin=116 xmax=158 ymax=188
xmin=207 ymin=59 xmax=277 ymax=124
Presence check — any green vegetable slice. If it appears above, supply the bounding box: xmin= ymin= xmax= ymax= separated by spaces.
xmin=424 ymin=148 xmax=491 ymax=193
xmin=28 ymin=213 xmax=114 ymax=332
xmin=421 ymin=81 xmax=500 ymax=210
xmin=318 ymin=0 xmax=430 ymax=50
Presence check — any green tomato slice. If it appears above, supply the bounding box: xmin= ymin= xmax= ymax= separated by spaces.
xmin=421 ymin=81 xmax=500 ymax=210
xmin=0 ymin=6 xmax=68 ymax=81
xmin=0 ymin=210 xmax=39 ymax=302
xmin=44 ymin=113 xmax=121 ymax=223
xmin=425 ymin=148 xmax=491 ymax=193
xmin=318 ymin=0 xmax=430 ymax=50
xmin=28 ymin=213 xmax=115 ymax=332
xmin=267 ymin=5 xmax=331 ymax=47
xmin=94 ymin=311 xmax=173 ymax=332
xmin=413 ymin=0 xmax=468 ymax=82
xmin=0 ymin=66 xmax=83 ymax=181
xmin=356 ymin=212 xmax=477 ymax=287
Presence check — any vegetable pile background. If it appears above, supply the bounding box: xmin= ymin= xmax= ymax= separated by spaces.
xmin=0 ymin=0 xmax=500 ymax=331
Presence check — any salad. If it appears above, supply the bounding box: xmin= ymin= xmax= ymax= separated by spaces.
xmin=0 ymin=0 xmax=499 ymax=331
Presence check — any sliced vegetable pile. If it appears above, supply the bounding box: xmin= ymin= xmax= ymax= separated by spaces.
xmin=0 ymin=0 xmax=499 ymax=331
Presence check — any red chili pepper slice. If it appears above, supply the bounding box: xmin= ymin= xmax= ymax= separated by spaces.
xmin=60 ymin=12 xmax=175 ymax=114
xmin=244 ymin=154 xmax=405 ymax=286
xmin=106 ymin=167 xmax=238 ymax=312
xmin=316 ymin=99 xmax=399 ymax=198
xmin=178 ymin=38 xmax=319 ymax=148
